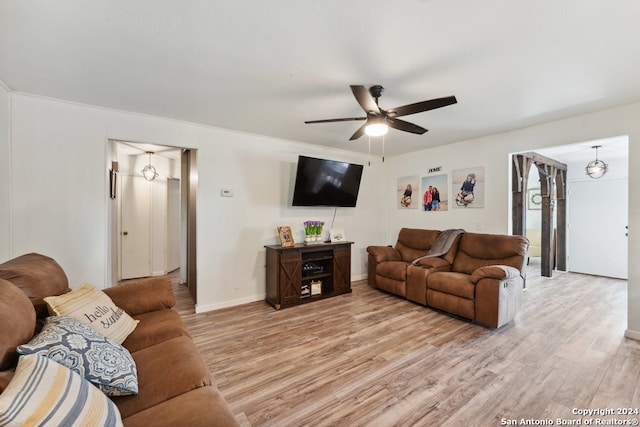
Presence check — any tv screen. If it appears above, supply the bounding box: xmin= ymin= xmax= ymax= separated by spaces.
xmin=292 ymin=156 xmax=364 ymax=207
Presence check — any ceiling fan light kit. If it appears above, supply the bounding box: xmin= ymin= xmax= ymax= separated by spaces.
xmin=305 ymin=84 xmax=457 ymax=141
xmin=365 ymin=117 xmax=388 ymax=137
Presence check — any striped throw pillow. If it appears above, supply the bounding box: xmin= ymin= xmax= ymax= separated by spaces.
xmin=0 ymin=354 xmax=123 ymax=427
xmin=44 ymin=283 xmax=138 ymax=344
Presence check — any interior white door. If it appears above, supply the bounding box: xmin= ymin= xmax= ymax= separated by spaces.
xmin=120 ymin=175 xmax=152 ymax=280
xmin=567 ymin=177 xmax=628 ymax=279
xmin=166 ymin=178 xmax=181 ymax=272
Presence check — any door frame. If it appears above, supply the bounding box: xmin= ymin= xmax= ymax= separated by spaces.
xmin=106 ymin=140 xmax=198 ymax=302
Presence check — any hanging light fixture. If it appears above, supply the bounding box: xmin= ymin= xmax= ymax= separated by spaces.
xmin=141 ymin=151 xmax=159 ymax=181
xmin=585 ymin=145 xmax=609 ymax=179
xmin=365 ymin=116 xmax=388 ymax=137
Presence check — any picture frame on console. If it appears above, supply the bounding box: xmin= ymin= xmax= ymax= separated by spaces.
xmin=330 ymin=228 xmax=346 ymax=242
xmin=277 ymin=226 xmax=295 ymax=247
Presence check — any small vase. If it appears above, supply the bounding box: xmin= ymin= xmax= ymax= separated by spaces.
xmin=305 ymin=235 xmax=313 ymax=244
xmin=315 ymin=235 xmax=322 ymax=242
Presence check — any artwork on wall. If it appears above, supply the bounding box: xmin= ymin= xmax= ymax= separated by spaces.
xmin=528 ymin=188 xmax=542 ymax=210
xmin=397 ymin=176 xmax=419 ymax=209
xmin=420 ymin=174 xmax=448 ymax=211
xmin=452 ymin=167 xmax=485 ymax=208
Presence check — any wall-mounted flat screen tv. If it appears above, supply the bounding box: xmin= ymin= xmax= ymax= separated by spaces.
xmin=292 ymin=155 xmax=364 ymax=207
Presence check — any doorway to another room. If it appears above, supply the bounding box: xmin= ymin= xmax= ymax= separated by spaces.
xmin=108 ymin=140 xmax=198 ymax=303
xmin=513 ymin=135 xmax=628 ymax=280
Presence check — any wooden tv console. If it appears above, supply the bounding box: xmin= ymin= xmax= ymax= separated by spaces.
xmin=264 ymin=241 xmax=353 ymax=310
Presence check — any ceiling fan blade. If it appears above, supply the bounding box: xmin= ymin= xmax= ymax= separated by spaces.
xmin=305 ymin=117 xmax=366 ymax=124
xmin=350 ymin=85 xmax=381 ymax=115
xmin=387 ymin=117 xmax=428 ymax=135
xmin=387 ymin=96 xmax=457 ymax=118
xmin=349 ymin=123 xmax=368 ymax=140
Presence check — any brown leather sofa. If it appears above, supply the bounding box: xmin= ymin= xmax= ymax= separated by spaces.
xmin=367 ymin=228 xmax=529 ymax=328
xmin=0 ymin=253 xmax=239 ymax=427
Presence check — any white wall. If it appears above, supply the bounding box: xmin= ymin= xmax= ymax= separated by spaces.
xmin=0 ymin=82 xmax=10 ymax=262
xmin=3 ymin=93 xmax=385 ymax=313
xmin=3 ymin=91 xmax=639 ymax=338
xmin=383 ymin=102 xmax=639 ymax=339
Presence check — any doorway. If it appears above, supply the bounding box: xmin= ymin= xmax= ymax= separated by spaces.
xmin=513 ymin=136 xmax=629 ymax=280
xmin=108 ymin=140 xmax=198 ymax=301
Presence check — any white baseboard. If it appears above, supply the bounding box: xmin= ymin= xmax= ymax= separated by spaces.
xmin=195 ymin=293 xmax=266 ymax=314
xmin=624 ymin=329 xmax=640 ymax=341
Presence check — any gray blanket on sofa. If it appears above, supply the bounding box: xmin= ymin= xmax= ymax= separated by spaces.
xmin=411 ymin=228 xmax=465 ymax=265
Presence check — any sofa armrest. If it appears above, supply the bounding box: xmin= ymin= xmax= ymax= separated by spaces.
xmin=103 ymin=276 xmax=176 ymax=316
xmin=470 ymin=265 xmax=521 ymax=284
xmin=472 ymin=266 xmax=523 ymax=328
xmin=366 ymin=245 xmax=401 ymax=263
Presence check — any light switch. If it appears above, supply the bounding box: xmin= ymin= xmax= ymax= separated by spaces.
xmin=221 ymin=189 xmax=234 ymax=197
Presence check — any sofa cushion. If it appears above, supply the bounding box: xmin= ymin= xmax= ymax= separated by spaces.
xmin=121 ymin=386 xmax=239 ymax=427
xmin=376 ymin=260 xmax=410 ymax=281
xmin=452 ymin=233 xmax=529 ymax=275
xmin=17 ymin=316 xmax=138 ymax=396
xmin=123 ymin=309 xmax=191 ymax=353
xmin=395 ymin=228 xmax=440 ymax=262
xmin=112 ymin=335 xmax=212 ymax=418
xmin=44 ymin=283 xmax=139 ymax=344
xmin=0 ymin=354 xmax=123 ymax=427
xmin=0 ymin=278 xmax=36 ymax=370
xmin=0 ymin=253 xmax=70 ymax=320
xmin=103 ymin=276 xmax=176 ymax=316
xmin=428 ymin=272 xmax=475 ymax=299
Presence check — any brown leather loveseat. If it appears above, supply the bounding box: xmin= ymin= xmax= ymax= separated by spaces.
xmin=0 ymin=253 xmax=239 ymax=426
xmin=367 ymin=228 xmax=529 ymax=328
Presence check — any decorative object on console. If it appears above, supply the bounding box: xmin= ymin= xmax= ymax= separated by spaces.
xmin=585 ymin=145 xmax=609 ymax=179
xmin=277 ymin=226 xmax=295 ymax=247
xmin=330 ymin=228 xmax=345 ymax=242
xmin=303 ymin=220 xmax=325 ymax=244
xmin=311 ymin=280 xmax=322 ymax=296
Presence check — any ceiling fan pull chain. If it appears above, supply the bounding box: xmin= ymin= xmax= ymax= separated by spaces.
xmin=382 ymin=135 xmax=385 ymax=162
xmin=368 ymin=136 xmax=371 ymax=166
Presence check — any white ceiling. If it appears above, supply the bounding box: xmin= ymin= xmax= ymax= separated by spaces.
xmin=1 ymin=1 xmax=639 ymax=157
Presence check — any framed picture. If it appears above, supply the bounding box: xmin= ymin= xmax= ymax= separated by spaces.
xmin=277 ymin=226 xmax=295 ymax=247
xmin=420 ymin=174 xmax=448 ymax=212
xmin=452 ymin=167 xmax=485 ymax=208
xmin=397 ymin=176 xmax=419 ymax=209
xmin=330 ymin=228 xmax=346 ymax=242
xmin=528 ymin=188 xmax=542 ymax=210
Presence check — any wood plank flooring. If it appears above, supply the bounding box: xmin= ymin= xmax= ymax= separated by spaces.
xmin=171 ymin=262 xmax=640 ymax=426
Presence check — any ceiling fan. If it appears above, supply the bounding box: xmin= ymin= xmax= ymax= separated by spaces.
xmin=305 ymin=85 xmax=457 ymax=140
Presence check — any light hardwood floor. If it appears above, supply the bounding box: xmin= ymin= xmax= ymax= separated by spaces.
xmin=171 ymin=262 xmax=640 ymax=426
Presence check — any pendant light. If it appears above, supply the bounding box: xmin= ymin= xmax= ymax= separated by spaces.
xmin=141 ymin=151 xmax=159 ymax=181
xmin=585 ymin=145 xmax=608 ymax=179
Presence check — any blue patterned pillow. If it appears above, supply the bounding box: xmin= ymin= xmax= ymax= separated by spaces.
xmin=17 ymin=316 xmax=138 ymax=396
